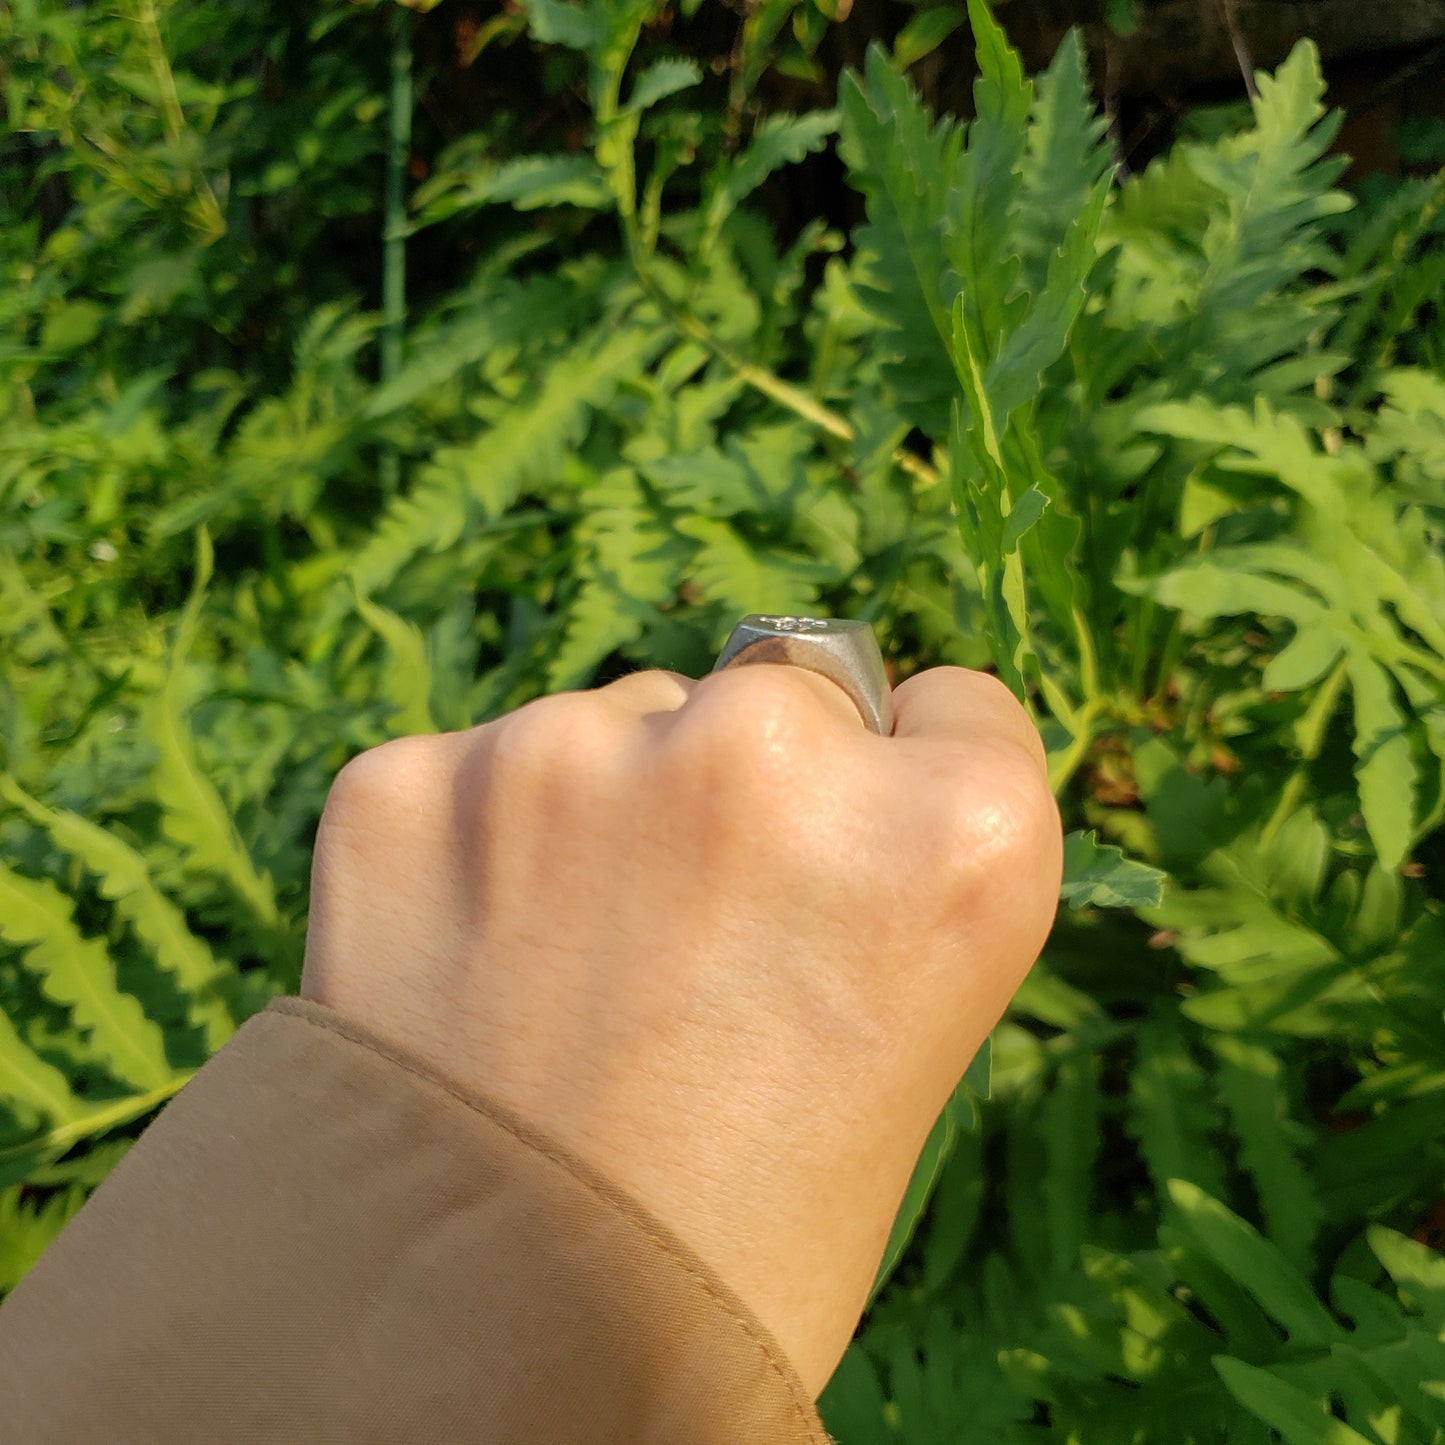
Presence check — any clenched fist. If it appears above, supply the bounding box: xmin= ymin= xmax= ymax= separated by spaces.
xmin=300 ymin=662 xmax=1061 ymax=1396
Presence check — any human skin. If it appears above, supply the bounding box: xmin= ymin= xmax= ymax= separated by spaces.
xmin=300 ymin=661 xmax=1063 ymax=1398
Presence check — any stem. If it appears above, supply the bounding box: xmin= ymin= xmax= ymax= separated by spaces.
xmin=1150 ymin=611 xmax=1186 ymax=705
xmin=380 ymin=4 xmax=414 ymax=494
xmin=135 ymin=0 xmax=224 ymax=241
xmin=632 ymin=256 xmax=938 ymax=487
xmin=0 ymin=1075 xmax=196 ymax=1167
xmin=1047 ymin=697 xmax=1106 ymax=796
xmin=1259 ymin=655 xmax=1350 ymax=848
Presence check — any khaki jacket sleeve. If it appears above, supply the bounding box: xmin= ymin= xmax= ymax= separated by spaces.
xmin=0 ymin=997 xmax=830 ymax=1445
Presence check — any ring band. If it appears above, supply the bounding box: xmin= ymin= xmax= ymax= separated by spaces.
xmin=712 ymin=615 xmax=893 ymax=735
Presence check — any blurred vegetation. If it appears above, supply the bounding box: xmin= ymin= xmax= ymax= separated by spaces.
xmin=2 ymin=0 xmax=1444 ymax=1437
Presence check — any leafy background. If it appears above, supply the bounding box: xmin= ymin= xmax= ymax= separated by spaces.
xmin=3 ymin=0 xmax=1444 ymax=1438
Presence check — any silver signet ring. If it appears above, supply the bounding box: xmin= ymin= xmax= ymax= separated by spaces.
xmin=712 ymin=614 xmax=894 ymax=736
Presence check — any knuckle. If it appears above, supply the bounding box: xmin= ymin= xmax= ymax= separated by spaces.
xmin=488 ymin=692 xmax=623 ymax=787
xmin=930 ymin=741 xmax=1061 ymax=881
xmin=324 ymin=735 xmax=440 ymax=826
xmin=677 ymin=666 xmax=828 ymax=769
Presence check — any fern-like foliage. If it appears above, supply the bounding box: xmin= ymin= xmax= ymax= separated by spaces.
xmin=352 ymin=302 xmax=668 ymax=598
xmin=841 ymin=5 xmax=1111 ymax=703
xmin=0 ymin=866 xmax=172 ymax=1093
xmin=1104 ymin=42 xmax=1352 ymax=400
xmin=1127 ymin=397 xmax=1445 ymax=868
xmin=0 ymin=778 xmax=236 ymax=1055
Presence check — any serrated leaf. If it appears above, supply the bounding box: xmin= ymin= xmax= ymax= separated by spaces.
xmin=354 ymin=316 xmax=668 ymax=595
xmin=546 ymin=467 xmax=690 ymax=690
xmin=1121 ymin=555 xmax=1326 ymax=625
xmin=353 ymin=592 xmax=438 ymax=736
xmin=1210 ymin=1034 xmax=1321 ymax=1272
xmin=624 ymin=58 xmax=701 ymax=115
xmin=0 ymin=866 xmax=173 ymax=1092
xmin=1345 ymin=648 xmax=1416 ymax=871
xmin=1127 ymin=1018 xmax=1229 ymax=1202
xmin=978 ymin=172 xmax=1109 ymax=428
xmin=518 ymin=0 xmax=604 ymax=51
xmin=0 ymin=1004 xmax=82 ymax=1129
xmin=420 ymin=155 xmax=612 ymax=222
xmin=639 ymin=449 xmax=758 ymax=516
xmin=673 ymin=515 xmax=834 ymax=619
xmin=838 ymin=48 xmax=965 ymax=433
xmin=1060 ymin=830 xmax=1166 ymax=909
xmin=146 ymin=532 xmax=279 ymax=929
xmin=709 ymin=111 xmax=838 ymax=234
xmin=0 ymin=779 xmax=235 ymax=1055
xmin=0 ymin=1184 xmax=86 ymax=1292
xmin=363 ymin=276 xmax=577 ymax=419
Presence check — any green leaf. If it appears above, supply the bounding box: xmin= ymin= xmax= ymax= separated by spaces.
xmin=0 ymin=779 xmax=236 ymax=1055
xmin=999 ymin=483 xmax=1049 ymax=555
xmin=623 ymin=58 xmax=701 ymax=115
xmin=418 ymin=155 xmax=612 ymax=221
xmin=0 ymin=1185 xmax=86 ymax=1292
xmin=707 ymin=111 xmax=838 ymax=237
xmin=892 ymin=6 xmax=962 ymax=68
xmin=145 ymin=532 xmax=279 ymax=930
xmin=1121 ymin=555 xmax=1327 ymax=625
xmin=0 ymin=867 xmax=173 ymax=1093
xmin=354 ymin=314 xmax=668 ymax=595
xmin=518 ymin=0 xmax=605 ymax=51
xmin=672 ymin=515 xmax=835 ymax=620
xmin=1107 ymin=41 xmax=1350 ymax=390
xmin=1168 ymin=1180 xmax=1342 ymax=1347
xmin=838 ymin=47 xmax=964 ymax=432
xmin=1369 ymin=1226 xmax=1445 ymax=1332
xmin=362 ymin=276 xmax=578 ymax=418
xmin=353 ymin=591 xmax=438 ymax=736
xmin=1104 ymin=0 xmax=1139 ymax=35
xmin=1214 ymin=1357 xmax=1376 ymax=1444
xmin=818 ymin=1343 xmax=893 ymax=1443
xmin=978 ymin=172 xmax=1110 ymax=428
xmin=1127 ymin=1018 xmax=1229 ymax=1202
xmin=869 ymin=1084 xmax=974 ymax=1306
xmin=545 ymin=466 xmax=691 ymax=690
xmin=1041 ymin=1048 xmax=1100 ymax=1270
xmin=1345 ymin=648 xmax=1416 ymax=871
xmin=1060 ymin=830 xmax=1166 ymax=909
xmin=1262 ymin=623 xmax=1346 ymax=692
xmin=0 ymin=1004 xmax=82 ymax=1130
xmin=1210 ymin=1034 xmax=1321 ymax=1272
xmin=40 ymin=300 xmax=105 ymax=353
xmin=963 ymin=1034 xmax=992 ymax=1099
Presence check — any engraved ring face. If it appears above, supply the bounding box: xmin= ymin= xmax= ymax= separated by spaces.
xmin=712 ymin=613 xmax=893 ymax=735
xmin=754 ymin=616 xmax=830 ymax=632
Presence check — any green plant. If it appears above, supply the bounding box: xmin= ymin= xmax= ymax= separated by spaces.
xmin=2 ymin=0 xmax=1442 ymax=1436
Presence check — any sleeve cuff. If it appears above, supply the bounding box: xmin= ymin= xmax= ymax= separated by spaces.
xmin=0 ymin=995 xmax=829 ymax=1444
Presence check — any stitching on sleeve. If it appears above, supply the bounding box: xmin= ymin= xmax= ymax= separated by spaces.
xmin=264 ymin=997 xmax=828 ymax=1443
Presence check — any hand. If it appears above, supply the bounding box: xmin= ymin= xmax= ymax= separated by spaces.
xmin=300 ymin=662 xmax=1062 ymax=1396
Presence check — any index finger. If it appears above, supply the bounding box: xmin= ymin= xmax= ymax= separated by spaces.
xmin=889 ymin=666 xmax=1049 ymax=778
